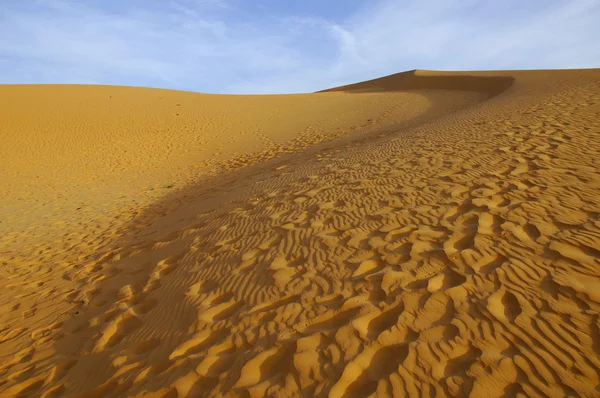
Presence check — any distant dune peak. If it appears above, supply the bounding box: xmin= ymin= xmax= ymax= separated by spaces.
xmin=320 ymin=68 xmax=515 ymax=98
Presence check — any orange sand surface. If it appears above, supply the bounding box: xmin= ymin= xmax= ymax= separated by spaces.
xmin=0 ymin=69 xmax=599 ymax=397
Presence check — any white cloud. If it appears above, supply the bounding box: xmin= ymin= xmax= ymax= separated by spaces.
xmin=325 ymin=0 xmax=600 ymax=79
xmin=0 ymin=0 xmax=598 ymax=93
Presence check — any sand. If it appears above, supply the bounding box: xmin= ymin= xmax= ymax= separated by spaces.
xmin=0 ymin=69 xmax=599 ymax=397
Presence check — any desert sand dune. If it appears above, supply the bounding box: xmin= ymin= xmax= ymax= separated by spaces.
xmin=1 ymin=68 xmax=599 ymax=397
xmin=0 ymin=82 xmax=482 ymax=248
xmin=319 ymin=69 xmax=514 ymax=98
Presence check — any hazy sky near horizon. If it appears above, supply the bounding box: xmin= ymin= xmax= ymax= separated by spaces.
xmin=1 ymin=0 xmax=599 ymax=94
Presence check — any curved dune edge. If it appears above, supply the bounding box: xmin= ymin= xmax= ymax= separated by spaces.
xmin=1 ymin=69 xmax=600 ymax=397
xmin=319 ymin=69 xmax=515 ymax=98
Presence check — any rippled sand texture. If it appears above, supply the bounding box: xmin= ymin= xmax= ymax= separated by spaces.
xmin=1 ymin=69 xmax=599 ymax=397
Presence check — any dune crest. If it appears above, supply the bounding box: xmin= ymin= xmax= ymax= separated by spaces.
xmin=1 ymin=69 xmax=600 ymax=397
xmin=319 ymin=69 xmax=515 ymax=98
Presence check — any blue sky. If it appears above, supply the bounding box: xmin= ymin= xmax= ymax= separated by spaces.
xmin=1 ymin=0 xmax=599 ymax=94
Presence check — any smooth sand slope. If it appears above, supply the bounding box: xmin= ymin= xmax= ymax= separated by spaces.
xmin=0 ymin=69 xmax=599 ymax=397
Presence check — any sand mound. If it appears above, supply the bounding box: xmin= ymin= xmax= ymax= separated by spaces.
xmin=0 ymin=82 xmax=483 ymax=247
xmin=320 ymin=69 xmax=514 ymax=98
xmin=1 ymin=69 xmax=600 ymax=397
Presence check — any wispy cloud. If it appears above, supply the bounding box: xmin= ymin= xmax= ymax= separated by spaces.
xmin=1 ymin=0 xmax=599 ymax=93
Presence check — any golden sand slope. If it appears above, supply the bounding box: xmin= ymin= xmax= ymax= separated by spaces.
xmin=0 ymin=82 xmax=483 ymax=248
xmin=1 ymin=69 xmax=600 ymax=397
